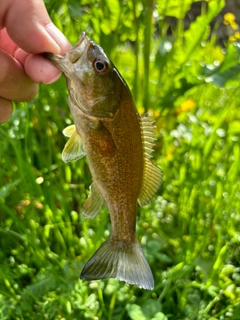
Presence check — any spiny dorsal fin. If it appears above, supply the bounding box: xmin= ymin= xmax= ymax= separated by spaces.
xmin=62 ymin=126 xmax=86 ymax=163
xmin=140 ymin=114 xmax=156 ymax=159
xmin=138 ymin=115 xmax=162 ymax=206
xmin=82 ymin=182 xmax=105 ymax=219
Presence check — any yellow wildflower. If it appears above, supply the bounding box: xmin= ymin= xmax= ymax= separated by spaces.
xmin=229 ymin=32 xmax=240 ymax=42
xmin=154 ymin=110 xmax=161 ymax=117
xmin=166 ymin=153 xmax=173 ymax=161
xmin=175 ymin=99 xmax=196 ymax=115
xmin=138 ymin=106 xmax=145 ymax=114
xmin=224 ymin=12 xmax=236 ymax=25
xmin=166 ymin=145 xmax=176 ymax=161
xmin=181 ymin=99 xmax=196 ymax=112
xmin=234 ymin=32 xmax=240 ymax=39
xmin=231 ymin=21 xmax=239 ymax=30
xmin=224 ymin=12 xmax=239 ymax=31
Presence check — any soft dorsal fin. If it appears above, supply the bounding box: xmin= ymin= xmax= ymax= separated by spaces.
xmin=138 ymin=115 xmax=162 ymax=207
xmin=62 ymin=125 xmax=86 ymax=163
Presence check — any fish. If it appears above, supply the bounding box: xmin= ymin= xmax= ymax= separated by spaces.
xmin=44 ymin=32 xmax=162 ymax=290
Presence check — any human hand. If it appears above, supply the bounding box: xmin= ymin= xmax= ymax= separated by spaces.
xmin=0 ymin=0 xmax=71 ymax=123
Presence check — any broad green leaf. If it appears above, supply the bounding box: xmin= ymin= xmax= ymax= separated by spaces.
xmin=212 ymin=64 xmax=240 ymax=86
xmin=127 ymin=304 xmax=147 ymax=320
xmin=142 ymin=299 xmax=162 ymax=318
xmin=219 ymin=43 xmax=240 ymax=72
xmin=100 ymin=0 xmax=120 ymax=34
xmin=152 ymin=313 xmax=168 ymax=320
xmin=156 ymin=0 xmax=199 ymax=19
xmin=176 ymin=0 xmax=225 ymax=64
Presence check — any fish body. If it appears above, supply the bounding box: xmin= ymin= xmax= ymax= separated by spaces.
xmin=45 ymin=32 xmax=162 ymax=290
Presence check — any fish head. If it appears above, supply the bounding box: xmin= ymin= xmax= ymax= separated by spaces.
xmin=45 ymin=32 xmax=124 ymax=118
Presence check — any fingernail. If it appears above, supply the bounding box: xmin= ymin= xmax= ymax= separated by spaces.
xmin=45 ymin=23 xmax=71 ymax=54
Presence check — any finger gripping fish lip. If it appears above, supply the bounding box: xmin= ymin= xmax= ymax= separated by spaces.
xmin=43 ymin=52 xmax=64 ymax=63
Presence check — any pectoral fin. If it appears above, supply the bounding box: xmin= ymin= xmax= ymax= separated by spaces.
xmin=138 ymin=115 xmax=162 ymax=206
xmin=82 ymin=183 xmax=105 ymax=219
xmin=62 ymin=130 xmax=85 ymax=163
xmin=63 ymin=124 xmax=76 ymax=137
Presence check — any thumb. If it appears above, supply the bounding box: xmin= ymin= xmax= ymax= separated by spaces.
xmin=1 ymin=0 xmax=70 ymax=54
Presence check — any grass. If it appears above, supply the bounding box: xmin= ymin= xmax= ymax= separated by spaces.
xmin=1 ymin=0 xmax=240 ymax=319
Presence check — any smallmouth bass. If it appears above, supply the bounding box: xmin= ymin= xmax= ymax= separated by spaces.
xmin=45 ymin=32 xmax=162 ymax=290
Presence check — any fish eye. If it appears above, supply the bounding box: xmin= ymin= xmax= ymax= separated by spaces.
xmin=93 ymin=59 xmax=109 ymax=74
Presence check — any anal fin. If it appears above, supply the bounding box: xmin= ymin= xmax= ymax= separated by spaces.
xmin=82 ymin=183 xmax=105 ymax=219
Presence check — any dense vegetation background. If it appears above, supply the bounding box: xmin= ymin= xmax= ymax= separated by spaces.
xmin=1 ymin=0 xmax=240 ymax=319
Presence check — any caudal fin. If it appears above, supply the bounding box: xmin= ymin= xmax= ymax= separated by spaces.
xmin=80 ymin=239 xmax=154 ymax=290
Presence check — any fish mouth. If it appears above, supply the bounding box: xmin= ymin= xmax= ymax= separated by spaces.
xmin=67 ymin=31 xmax=92 ymax=64
xmin=44 ymin=31 xmax=91 ymax=67
xmin=72 ymin=31 xmax=90 ymax=50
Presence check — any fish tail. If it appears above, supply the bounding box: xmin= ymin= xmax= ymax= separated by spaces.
xmin=80 ymin=238 xmax=154 ymax=290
